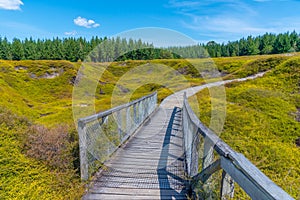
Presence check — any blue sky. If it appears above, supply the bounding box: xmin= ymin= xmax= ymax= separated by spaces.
xmin=1 ymin=0 xmax=300 ymax=44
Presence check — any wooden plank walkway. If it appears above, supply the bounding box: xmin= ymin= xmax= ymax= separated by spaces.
xmin=81 ymin=72 xmax=288 ymax=200
xmin=83 ymin=106 xmax=188 ymax=200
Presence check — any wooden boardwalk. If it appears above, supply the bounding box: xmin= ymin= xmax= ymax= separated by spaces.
xmin=83 ymin=107 xmax=188 ymax=200
xmin=80 ymin=73 xmax=294 ymax=200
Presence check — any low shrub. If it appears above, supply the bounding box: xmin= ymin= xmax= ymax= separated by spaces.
xmin=24 ymin=124 xmax=79 ymax=172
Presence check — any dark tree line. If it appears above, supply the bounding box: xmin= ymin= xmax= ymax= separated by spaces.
xmin=0 ymin=36 xmax=155 ymax=62
xmin=170 ymin=31 xmax=300 ymax=58
xmin=0 ymin=31 xmax=300 ymax=61
xmin=205 ymin=31 xmax=300 ymax=57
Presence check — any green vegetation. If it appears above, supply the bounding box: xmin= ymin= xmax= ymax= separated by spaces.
xmin=199 ymin=31 xmax=300 ymax=57
xmin=1 ymin=31 xmax=300 ymax=62
xmin=191 ymin=55 xmax=300 ymax=199
xmin=0 ymin=60 xmax=84 ymax=199
xmin=0 ymin=53 xmax=299 ymax=199
xmin=0 ymin=107 xmax=83 ymax=200
xmin=0 ymin=60 xmax=78 ymax=125
xmin=0 ymin=37 xmax=153 ymax=62
xmin=0 ymin=59 xmax=203 ymax=199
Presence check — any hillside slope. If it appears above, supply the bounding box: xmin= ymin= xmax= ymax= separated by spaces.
xmin=193 ymin=55 xmax=300 ymax=199
xmin=0 ymin=55 xmax=298 ymax=199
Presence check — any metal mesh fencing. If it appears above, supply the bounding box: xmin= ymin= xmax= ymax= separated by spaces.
xmin=78 ymin=92 xmax=157 ymax=180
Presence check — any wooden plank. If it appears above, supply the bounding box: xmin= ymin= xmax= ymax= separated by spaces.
xmin=110 ymin=156 xmax=182 ymax=161
xmin=88 ymin=187 xmax=186 ymax=196
xmin=112 ymin=153 xmax=183 ymax=160
xmin=105 ymin=163 xmax=184 ymax=169
xmin=99 ymin=171 xmax=175 ymax=179
xmin=203 ymin=138 xmax=214 ymax=169
xmin=78 ymin=121 xmax=88 ymax=181
xmin=104 ymin=163 xmax=183 ymax=170
xmin=99 ymin=168 xmax=182 ymax=175
xmin=83 ymin=193 xmax=187 ymax=200
xmin=127 ymin=137 xmax=182 ymax=144
xmin=84 ymin=194 xmax=161 ymax=200
xmin=107 ymin=158 xmax=183 ymax=165
xmin=83 ymin=191 xmax=187 ymax=200
xmin=122 ymin=145 xmax=182 ymax=150
xmin=91 ymin=177 xmax=185 ymax=189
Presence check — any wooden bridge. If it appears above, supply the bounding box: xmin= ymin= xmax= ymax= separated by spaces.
xmin=78 ymin=78 xmax=294 ymax=200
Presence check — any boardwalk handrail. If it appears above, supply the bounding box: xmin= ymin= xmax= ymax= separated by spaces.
xmin=79 ymin=92 xmax=158 ymax=124
xmin=182 ymin=93 xmax=294 ymax=200
xmin=78 ymin=92 xmax=157 ymax=181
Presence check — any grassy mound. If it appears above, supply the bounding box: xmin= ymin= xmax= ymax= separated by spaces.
xmin=193 ymin=55 xmax=300 ymax=199
xmin=0 ymin=54 xmax=298 ymax=199
xmin=0 ymin=107 xmax=83 ymax=199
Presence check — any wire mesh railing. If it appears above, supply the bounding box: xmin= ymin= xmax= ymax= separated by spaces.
xmin=182 ymin=92 xmax=294 ymax=200
xmin=78 ymin=92 xmax=157 ymax=181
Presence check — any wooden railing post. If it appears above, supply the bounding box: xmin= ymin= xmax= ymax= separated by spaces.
xmin=190 ymin=133 xmax=199 ymax=177
xmin=101 ymin=116 xmax=108 ymax=125
xmin=183 ymin=108 xmax=192 ymax=175
xmin=126 ymin=107 xmax=131 ymax=136
xmin=133 ymin=103 xmax=138 ymax=128
xmin=203 ymin=138 xmax=214 ymax=169
xmin=202 ymin=138 xmax=214 ymax=196
xmin=221 ymin=170 xmax=235 ymax=199
xmin=116 ymin=110 xmax=122 ymax=142
xmin=78 ymin=120 xmax=88 ymax=181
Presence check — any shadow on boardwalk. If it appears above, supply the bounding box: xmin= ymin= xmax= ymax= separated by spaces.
xmin=157 ymin=107 xmax=188 ymax=199
xmin=83 ymin=107 xmax=188 ymax=199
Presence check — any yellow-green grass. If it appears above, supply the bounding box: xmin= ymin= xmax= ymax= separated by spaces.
xmin=0 ymin=107 xmax=84 ymax=200
xmin=190 ymin=56 xmax=300 ymax=199
xmin=0 ymin=54 xmax=298 ymax=199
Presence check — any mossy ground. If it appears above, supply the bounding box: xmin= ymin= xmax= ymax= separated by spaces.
xmin=191 ymin=55 xmax=300 ymax=199
xmin=0 ymin=54 xmax=299 ymax=199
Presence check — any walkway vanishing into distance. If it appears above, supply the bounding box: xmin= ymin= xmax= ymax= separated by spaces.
xmin=79 ymin=73 xmax=293 ymax=200
xmin=83 ymin=106 xmax=187 ymax=199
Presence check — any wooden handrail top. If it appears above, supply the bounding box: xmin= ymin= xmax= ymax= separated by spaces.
xmin=78 ymin=91 xmax=157 ymax=124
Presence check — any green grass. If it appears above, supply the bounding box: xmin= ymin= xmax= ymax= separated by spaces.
xmin=0 ymin=60 xmax=78 ymax=126
xmin=0 ymin=54 xmax=299 ymax=199
xmin=0 ymin=59 xmax=203 ymax=199
xmin=0 ymin=108 xmax=83 ymax=200
xmin=191 ymin=55 xmax=300 ymax=199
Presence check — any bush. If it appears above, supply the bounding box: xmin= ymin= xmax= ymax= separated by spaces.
xmin=0 ymin=107 xmax=83 ymax=199
xmin=24 ymin=125 xmax=79 ymax=171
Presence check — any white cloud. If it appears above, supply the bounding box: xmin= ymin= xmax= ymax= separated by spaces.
xmin=64 ymin=30 xmax=77 ymax=36
xmin=0 ymin=0 xmax=23 ymax=10
xmin=182 ymin=15 xmax=272 ymax=34
xmin=179 ymin=14 xmax=276 ymax=42
xmin=205 ymin=17 xmax=270 ymax=33
xmin=168 ymin=0 xmax=200 ymax=8
xmin=74 ymin=16 xmax=100 ymax=28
